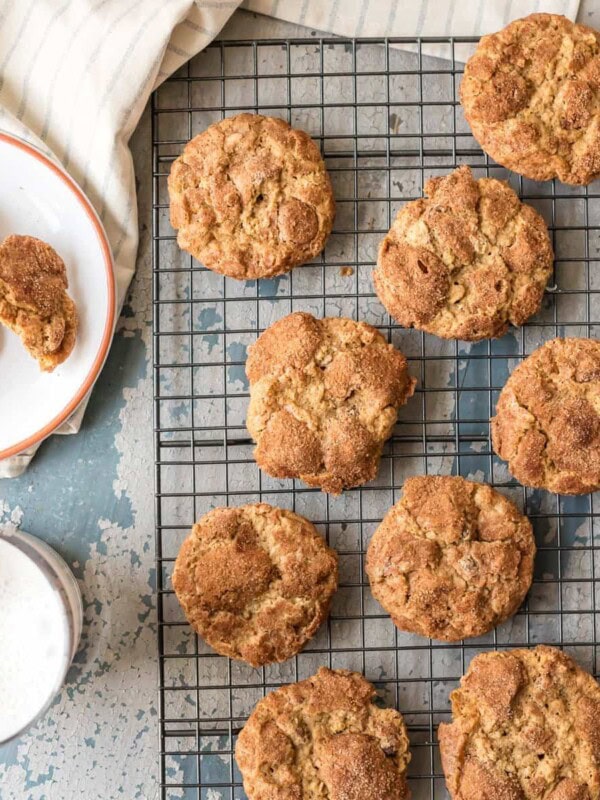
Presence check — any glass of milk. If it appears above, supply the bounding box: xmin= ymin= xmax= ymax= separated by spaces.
xmin=0 ymin=529 xmax=83 ymax=745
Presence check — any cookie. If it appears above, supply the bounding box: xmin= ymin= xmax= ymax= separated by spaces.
xmin=168 ymin=113 xmax=335 ymax=280
xmin=492 ymin=337 xmax=600 ymax=495
xmin=245 ymin=312 xmax=416 ymax=494
xmin=236 ymin=667 xmax=411 ymax=800
xmin=438 ymin=645 xmax=600 ymax=800
xmin=0 ymin=234 xmax=78 ymax=372
xmin=172 ymin=504 xmax=338 ymax=667
xmin=366 ymin=476 xmax=535 ymax=641
xmin=373 ymin=166 xmax=553 ymax=341
xmin=461 ymin=14 xmax=600 ymax=185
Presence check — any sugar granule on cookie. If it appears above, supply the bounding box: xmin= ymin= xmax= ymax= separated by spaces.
xmin=366 ymin=476 xmax=535 ymax=641
xmin=245 ymin=312 xmax=416 ymax=494
xmin=461 ymin=13 xmax=600 ymax=185
xmin=236 ymin=667 xmax=411 ymax=800
xmin=172 ymin=504 xmax=338 ymax=666
xmin=439 ymin=645 xmax=600 ymax=800
xmin=492 ymin=337 xmax=600 ymax=495
xmin=0 ymin=234 xmax=78 ymax=372
xmin=373 ymin=165 xmax=553 ymax=341
xmin=168 ymin=113 xmax=335 ymax=280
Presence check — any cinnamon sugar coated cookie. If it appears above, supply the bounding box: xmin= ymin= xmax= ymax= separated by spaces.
xmin=492 ymin=337 xmax=600 ymax=494
xmin=439 ymin=646 xmax=600 ymax=800
xmin=168 ymin=113 xmax=335 ymax=279
xmin=461 ymin=14 xmax=600 ymax=185
xmin=172 ymin=504 xmax=338 ymax=667
xmin=245 ymin=312 xmax=416 ymax=494
xmin=0 ymin=234 xmax=78 ymax=371
xmin=236 ymin=667 xmax=411 ymax=800
xmin=373 ymin=166 xmax=553 ymax=341
xmin=366 ymin=476 xmax=535 ymax=641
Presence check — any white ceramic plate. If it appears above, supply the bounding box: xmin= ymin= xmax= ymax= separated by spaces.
xmin=0 ymin=133 xmax=115 ymax=460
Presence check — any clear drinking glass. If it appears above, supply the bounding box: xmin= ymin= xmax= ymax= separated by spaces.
xmin=0 ymin=529 xmax=83 ymax=746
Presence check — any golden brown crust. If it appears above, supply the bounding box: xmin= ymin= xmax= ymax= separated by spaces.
xmin=438 ymin=646 xmax=600 ymax=800
xmin=235 ymin=668 xmax=411 ymax=800
xmin=460 ymin=13 xmax=600 ymax=185
xmin=373 ymin=166 xmax=553 ymax=341
xmin=366 ymin=476 xmax=535 ymax=641
xmin=168 ymin=113 xmax=335 ymax=279
xmin=491 ymin=337 xmax=600 ymax=495
xmin=172 ymin=504 xmax=338 ymax=667
xmin=245 ymin=312 xmax=416 ymax=494
xmin=0 ymin=234 xmax=78 ymax=372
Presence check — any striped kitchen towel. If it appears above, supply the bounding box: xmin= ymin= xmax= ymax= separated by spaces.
xmin=0 ymin=0 xmax=580 ymax=477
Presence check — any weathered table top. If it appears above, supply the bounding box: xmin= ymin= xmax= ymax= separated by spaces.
xmin=1 ymin=4 xmax=599 ymax=799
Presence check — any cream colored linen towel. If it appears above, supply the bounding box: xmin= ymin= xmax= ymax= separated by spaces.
xmin=0 ymin=0 xmax=579 ymax=477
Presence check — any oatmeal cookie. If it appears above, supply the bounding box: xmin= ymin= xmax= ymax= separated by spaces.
xmin=373 ymin=166 xmax=553 ymax=340
xmin=491 ymin=337 xmax=600 ymax=495
xmin=439 ymin=645 xmax=600 ymax=800
xmin=236 ymin=667 xmax=411 ymax=800
xmin=168 ymin=113 xmax=335 ymax=279
xmin=366 ymin=476 xmax=535 ymax=641
xmin=461 ymin=13 xmax=600 ymax=185
xmin=172 ymin=504 xmax=338 ymax=666
xmin=245 ymin=312 xmax=416 ymax=494
xmin=0 ymin=234 xmax=78 ymax=372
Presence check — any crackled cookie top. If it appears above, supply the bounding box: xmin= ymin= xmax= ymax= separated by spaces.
xmin=172 ymin=504 xmax=337 ymax=667
xmin=439 ymin=646 xmax=600 ymax=800
xmin=461 ymin=13 xmax=600 ymax=185
xmin=245 ymin=312 xmax=416 ymax=494
xmin=0 ymin=234 xmax=78 ymax=372
xmin=168 ymin=113 xmax=335 ymax=279
xmin=366 ymin=476 xmax=535 ymax=641
xmin=373 ymin=166 xmax=553 ymax=341
xmin=236 ymin=667 xmax=411 ymax=800
xmin=492 ymin=337 xmax=600 ymax=495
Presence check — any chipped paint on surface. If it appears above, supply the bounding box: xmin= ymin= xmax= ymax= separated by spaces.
xmin=2 ymin=3 xmax=600 ymax=796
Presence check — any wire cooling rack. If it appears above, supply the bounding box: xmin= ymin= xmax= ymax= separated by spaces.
xmin=152 ymin=35 xmax=600 ymax=800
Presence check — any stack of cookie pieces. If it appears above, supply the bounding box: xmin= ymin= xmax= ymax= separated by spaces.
xmin=167 ymin=15 xmax=600 ymax=800
xmin=0 ymin=234 xmax=78 ymax=371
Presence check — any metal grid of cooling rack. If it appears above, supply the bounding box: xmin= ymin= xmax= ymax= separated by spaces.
xmin=152 ymin=35 xmax=600 ymax=800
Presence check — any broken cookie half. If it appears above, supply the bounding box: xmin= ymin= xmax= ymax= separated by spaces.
xmin=0 ymin=234 xmax=78 ymax=372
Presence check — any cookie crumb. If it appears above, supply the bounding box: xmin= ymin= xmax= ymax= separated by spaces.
xmin=339 ymin=266 xmax=354 ymax=277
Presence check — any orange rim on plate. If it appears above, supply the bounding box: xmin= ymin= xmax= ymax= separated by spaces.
xmin=0 ymin=132 xmax=116 ymax=461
